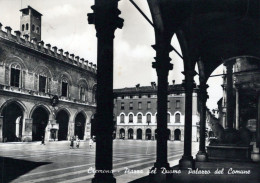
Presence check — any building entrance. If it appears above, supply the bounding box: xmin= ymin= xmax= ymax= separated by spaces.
xmin=75 ymin=112 xmax=86 ymax=140
xmin=174 ymin=129 xmax=181 ymax=141
xmin=1 ymin=102 xmax=23 ymax=142
xmin=32 ymin=107 xmax=49 ymax=141
xmin=137 ymin=129 xmax=142 ymax=140
xmin=146 ymin=129 xmax=151 ymax=140
xmin=56 ymin=110 xmax=69 ymax=141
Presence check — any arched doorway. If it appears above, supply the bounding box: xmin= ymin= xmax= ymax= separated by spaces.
xmin=146 ymin=129 xmax=151 ymax=140
xmin=128 ymin=128 xmax=133 ymax=139
xmin=75 ymin=112 xmax=86 ymax=140
xmin=1 ymin=102 xmax=23 ymax=142
xmin=56 ymin=110 xmax=69 ymax=141
xmin=137 ymin=129 xmax=142 ymax=140
xmin=32 ymin=106 xmax=49 ymax=141
xmin=119 ymin=128 xmax=125 ymax=139
xmin=174 ymin=129 xmax=181 ymax=141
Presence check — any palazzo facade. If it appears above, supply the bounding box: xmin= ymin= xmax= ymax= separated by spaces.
xmin=114 ymin=83 xmax=200 ymax=141
xmin=0 ymin=6 xmax=96 ymax=142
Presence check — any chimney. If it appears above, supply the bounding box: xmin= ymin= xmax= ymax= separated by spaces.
xmin=151 ymin=82 xmax=156 ymax=88
xmin=65 ymin=51 xmax=69 ymax=60
xmin=14 ymin=30 xmax=21 ymax=41
xmin=84 ymin=60 xmax=89 ymax=69
xmin=53 ymin=46 xmax=57 ymax=55
xmin=38 ymin=41 xmax=44 ymax=51
xmin=46 ymin=43 xmax=51 ymax=52
xmin=5 ymin=26 xmax=12 ymax=37
xmin=23 ymin=34 xmax=29 ymax=43
xmin=89 ymin=62 xmax=93 ymax=69
xmin=31 ymin=37 xmax=37 ymax=44
xmin=136 ymin=84 xmax=140 ymax=88
xmin=75 ymin=56 xmax=79 ymax=65
xmin=58 ymin=49 xmax=63 ymax=58
xmin=70 ymin=53 xmax=74 ymax=61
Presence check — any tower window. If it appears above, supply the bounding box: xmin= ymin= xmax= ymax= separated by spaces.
xmin=26 ymin=23 xmax=29 ymax=30
xmin=138 ymin=102 xmax=142 ymax=110
xmin=39 ymin=75 xmax=47 ymax=93
xmin=32 ymin=24 xmax=35 ymax=32
xmin=22 ymin=24 xmax=25 ymax=31
xmin=121 ymin=102 xmax=124 ymax=110
xmin=10 ymin=68 xmax=20 ymax=87
xmin=61 ymin=81 xmax=68 ymax=97
xmin=36 ymin=27 xmax=40 ymax=34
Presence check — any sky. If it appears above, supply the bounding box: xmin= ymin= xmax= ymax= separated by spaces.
xmin=0 ymin=0 xmax=224 ymax=110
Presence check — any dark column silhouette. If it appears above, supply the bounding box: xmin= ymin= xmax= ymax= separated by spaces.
xmin=88 ymin=1 xmax=123 ymax=182
xmin=196 ymin=83 xmax=208 ymax=162
xmin=179 ymin=70 xmax=196 ymax=169
xmin=224 ymin=61 xmax=235 ymax=130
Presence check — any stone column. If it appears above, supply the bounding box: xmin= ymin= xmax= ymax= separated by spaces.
xmin=150 ymin=39 xmax=173 ymax=172
xmin=22 ymin=118 xmax=33 ymax=142
xmin=88 ymin=1 xmax=123 ymax=182
xmin=257 ymin=92 xmax=260 ymax=148
xmin=179 ymin=70 xmax=196 ymax=169
xmin=235 ymin=86 xmax=240 ymax=130
xmin=0 ymin=116 xmax=3 ymax=142
xmin=224 ymin=61 xmax=235 ymax=130
xmin=196 ymin=83 xmax=208 ymax=162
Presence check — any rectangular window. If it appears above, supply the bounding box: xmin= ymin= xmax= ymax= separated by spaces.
xmin=167 ymin=100 xmax=170 ymax=109
xmin=138 ymin=102 xmax=142 ymax=110
xmin=176 ymin=100 xmax=180 ymax=108
xmin=129 ymin=102 xmax=133 ymax=110
xmin=10 ymin=68 xmax=20 ymax=87
xmin=121 ymin=102 xmax=124 ymax=110
xmin=61 ymin=82 xmax=68 ymax=97
xmin=39 ymin=75 xmax=47 ymax=93
xmin=147 ymin=101 xmax=151 ymax=109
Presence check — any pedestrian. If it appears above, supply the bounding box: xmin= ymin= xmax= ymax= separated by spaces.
xmin=70 ymin=136 xmax=74 ymax=149
xmin=41 ymin=135 xmax=45 ymax=145
xmin=89 ymin=138 xmax=93 ymax=149
xmin=76 ymin=136 xmax=80 ymax=148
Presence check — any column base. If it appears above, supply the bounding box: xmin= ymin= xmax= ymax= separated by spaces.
xmin=149 ymin=163 xmax=171 ymax=183
xmin=92 ymin=174 xmax=116 ymax=183
xmin=196 ymin=151 xmax=208 ymax=162
xmin=179 ymin=156 xmax=195 ymax=169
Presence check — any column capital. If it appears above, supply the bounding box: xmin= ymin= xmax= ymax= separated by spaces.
xmin=87 ymin=1 xmax=124 ymax=39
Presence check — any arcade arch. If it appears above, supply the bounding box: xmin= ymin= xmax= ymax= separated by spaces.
xmin=56 ymin=109 xmax=70 ymax=141
xmin=74 ymin=112 xmax=86 ymax=140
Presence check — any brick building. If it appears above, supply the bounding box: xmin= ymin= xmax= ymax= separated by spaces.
xmin=113 ymin=83 xmax=200 ymax=141
xmin=0 ymin=6 xmax=96 ymax=142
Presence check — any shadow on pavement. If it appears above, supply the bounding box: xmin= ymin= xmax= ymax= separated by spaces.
xmin=0 ymin=156 xmax=50 ymax=183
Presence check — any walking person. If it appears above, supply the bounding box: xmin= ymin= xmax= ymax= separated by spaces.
xmin=70 ymin=136 xmax=74 ymax=149
xmin=41 ymin=135 xmax=45 ymax=145
xmin=89 ymin=138 xmax=93 ymax=149
xmin=76 ymin=136 xmax=80 ymax=148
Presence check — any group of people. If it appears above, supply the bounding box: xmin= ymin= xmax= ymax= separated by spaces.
xmin=70 ymin=136 xmax=80 ymax=149
xmin=70 ymin=136 xmax=94 ymax=149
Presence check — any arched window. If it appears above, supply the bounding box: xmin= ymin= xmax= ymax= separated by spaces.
xmin=61 ymin=78 xmax=68 ymax=97
xmin=167 ymin=113 xmax=170 ymax=123
xmin=175 ymin=113 xmax=180 ymax=123
xmin=92 ymin=85 xmax=97 ymax=103
xmin=129 ymin=114 xmax=133 ymax=123
xmin=10 ymin=64 xmax=21 ymax=87
xmin=39 ymin=75 xmax=47 ymax=93
xmin=22 ymin=24 xmax=25 ymax=31
xmin=147 ymin=114 xmax=151 ymax=124
xmin=137 ymin=114 xmax=142 ymax=123
xmin=32 ymin=24 xmax=35 ymax=32
xmin=120 ymin=114 xmax=125 ymax=123
xmin=26 ymin=23 xmax=29 ymax=30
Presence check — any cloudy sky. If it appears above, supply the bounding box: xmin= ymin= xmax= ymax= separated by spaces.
xmin=0 ymin=0 xmax=223 ymax=110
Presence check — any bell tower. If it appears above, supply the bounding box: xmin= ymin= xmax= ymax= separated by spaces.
xmin=20 ymin=6 xmax=42 ymax=41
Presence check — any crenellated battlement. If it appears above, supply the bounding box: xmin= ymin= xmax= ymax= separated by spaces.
xmin=0 ymin=22 xmax=97 ymax=74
